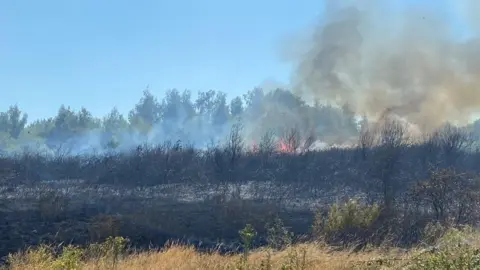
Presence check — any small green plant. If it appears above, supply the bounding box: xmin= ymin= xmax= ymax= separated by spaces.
xmin=237 ymin=224 xmax=257 ymax=269
xmin=265 ymin=217 xmax=293 ymax=250
xmin=51 ymin=245 xmax=83 ymax=270
xmin=83 ymin=236 xmax=127 ymax=269
xmin=101 ymin=236 xmax=127 ymax=266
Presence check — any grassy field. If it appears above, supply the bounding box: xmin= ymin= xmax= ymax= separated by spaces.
xmin=6 ymin=225 xmax=480 ymax=270
xmin=5 ymin=242 xmax=410 ymax=270
xmin=3 ymin=192 xmax=480 ymax=269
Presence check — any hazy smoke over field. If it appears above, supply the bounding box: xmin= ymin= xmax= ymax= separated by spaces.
xmin=289 ymin=0 xmax=480 ymax=131
xmin=5 ymin=0 xmax=480 ymax=156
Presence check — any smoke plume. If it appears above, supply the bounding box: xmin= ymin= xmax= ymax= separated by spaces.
xmin=289 ymin=0 xmax=480 ymax=131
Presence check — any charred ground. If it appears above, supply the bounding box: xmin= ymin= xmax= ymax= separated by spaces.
xmin=1 ymin=114 xmax=480 ymax=262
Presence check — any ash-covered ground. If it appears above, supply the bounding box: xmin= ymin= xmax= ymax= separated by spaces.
xmin=0 ymin=125 xmax=479 ymax=261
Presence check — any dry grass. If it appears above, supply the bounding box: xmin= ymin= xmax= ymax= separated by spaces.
xmin=7 ymin=207 xmax=480 ymax=270
xmin=7 ymin=242 xmax=413 ymax=270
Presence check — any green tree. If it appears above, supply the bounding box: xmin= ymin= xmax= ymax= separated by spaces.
xmin=77 ymin=107 xmax=101 ymax=131
xmin=46 ymin=105 xmax=79 ymax=149
xmin=195 ymin=90 xmax=216 ymax=115
xmin=161 ymin=89 xmax=195 ymax=124
xmin=128 ymin=88 xmax=162 ymax=132
xmin=211 ymin=92 xmax=229 ymax=127
xmin=230 ymin=96 xmax=244 ymax=119
xmin=0 ymin=105 xmax=28 ymax=139
xmin=103 ymin=107 xmax=128 ymax=133
xmin=102 ymin=107 xmax=128 ymax=149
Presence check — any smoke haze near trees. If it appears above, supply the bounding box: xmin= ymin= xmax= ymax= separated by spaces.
xmin=3 ymin=0 xmax=480 ymax=155
xmin=0 ymin=87 xmax=361 ymax=155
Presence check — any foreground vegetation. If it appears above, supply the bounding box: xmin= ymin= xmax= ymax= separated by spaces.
xmin=3 ymin=88 xmax=480 ymax=268
xmin=2 ymin=119 xmax=480 ymax=268
xmin=7 ymin=217 xmax=480 ymax=269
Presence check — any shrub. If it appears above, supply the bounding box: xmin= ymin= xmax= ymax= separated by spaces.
xmin=312 ymin=199 xmax=381 ymax=245
xmin=239 ymin=224 xmax=256 ymax=260
xmin=409 ymin=226 xmax=480 ymax=269
xmin=51 ymin=245 xmax=83 ymax=270
xmin=265 ymin=217 xmax=293 ymax=250
xmin=409 ymin=167 xmax=480 ymax=225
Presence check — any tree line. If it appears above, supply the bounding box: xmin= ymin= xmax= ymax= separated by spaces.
xmin=0 ymin=87 xmax=360 ymax=155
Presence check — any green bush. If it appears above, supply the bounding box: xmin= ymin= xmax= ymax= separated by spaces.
xmin=312 ymin=199 xmax=381 ymax=245
xmin=325 ymin=199 xmax=380 ymax=233
xmin=85 ymin=236 xmax=127 ymax=266
xmin=51 ymin=245 xmax=83 ymax=270
xmin=265 ymin=217 xmax=293 ymax=250
xmin=410 ymin=226 xmax=480 ymax=269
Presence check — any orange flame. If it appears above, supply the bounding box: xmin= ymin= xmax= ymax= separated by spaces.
xmin=248 ymin=137 xmax=301 ymax=154
xmin=276 ymin=138 xmax=296 ymax=153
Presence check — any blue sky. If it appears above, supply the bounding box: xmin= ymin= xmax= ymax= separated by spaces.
xmin=0 ymin=0 xmax=322 ymax=121
xmin=0 ymin=0 xmax=466 ymax=122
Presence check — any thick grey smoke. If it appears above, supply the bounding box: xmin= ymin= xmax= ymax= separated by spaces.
xmin=289 ymin=0 xmax=480 ymax=131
